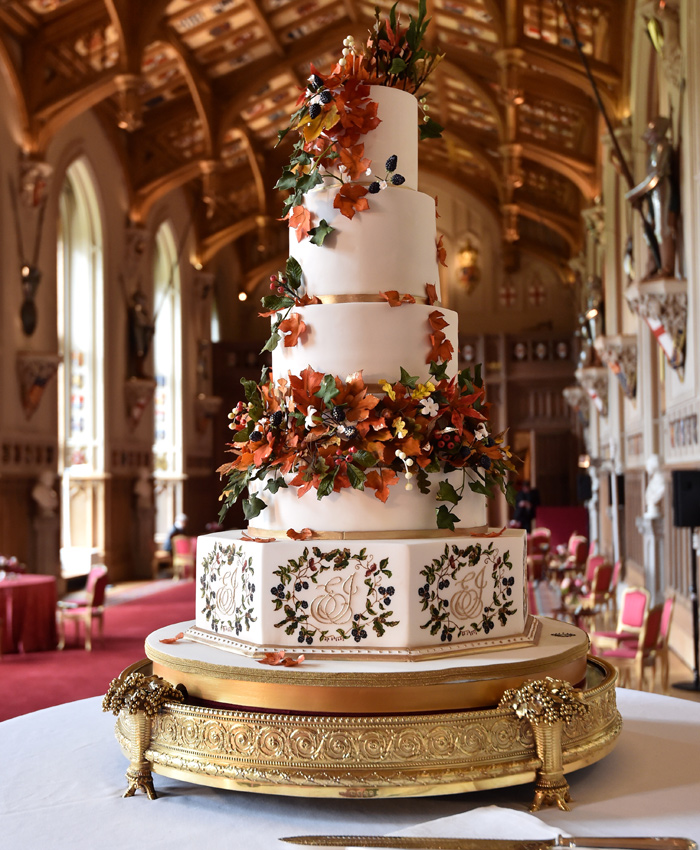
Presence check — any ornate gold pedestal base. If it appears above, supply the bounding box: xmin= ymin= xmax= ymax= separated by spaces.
xmin=109 ymin=657 xmax=620 ymax=806
xmin=124 ymin=766 xmax=158 ymax=800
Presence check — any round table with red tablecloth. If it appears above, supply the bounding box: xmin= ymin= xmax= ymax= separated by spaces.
xmin=0 ymin=573 xmax=57 ymax=652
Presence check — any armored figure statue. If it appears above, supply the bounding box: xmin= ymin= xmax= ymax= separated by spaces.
xmin=626 ymin=116 xmax=679 ymax=280
xmin=127 ymin=288 xmax=155 ymax=379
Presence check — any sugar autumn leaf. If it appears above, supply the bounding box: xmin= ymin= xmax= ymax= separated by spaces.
xmin=279 ymin=312 xmax=306 ymax=347
xmin=257 ymin=649 xmax=305 ymax=666
xmin=241 ymin=532 xmax=275 ymax=543
xmin=436 ymin=234 xmax=448 ymax=268
xmin=287 ymin=527 xmax=314 ymax=540
xmin=301 ymin=103 xmax=339 ymax=143
xmin=287 ymin=205 xmax=313 ymax=242
xmin=380 ymin=290 xmax=416 ymax=307
xmin=428 ymin=310 xmax=449 ymax=331
xmin=434 ymin=196 xmax=440 ymax=219
xmin=366 ymin=468 xmax=399 ymax=502
xmin=334 ymin=183 xmax=369 ymax=219
xmin=425 ymin=283 xmax=439 ymax=305
xmin=338 ymin=143 xmax=372 ymax=181
xmin=159 ymin=632 xmax=185 ymax=644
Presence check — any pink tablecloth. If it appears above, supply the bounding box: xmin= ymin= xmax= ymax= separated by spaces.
xmin=0 ymin=574 xmax=57 ymax=652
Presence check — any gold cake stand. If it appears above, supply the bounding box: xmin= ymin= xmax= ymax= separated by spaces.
xmin=106 ymin=652 xmax=621 ymax=810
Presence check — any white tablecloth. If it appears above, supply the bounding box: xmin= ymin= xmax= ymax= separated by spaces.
xmin=2 ymin=690 xmax=699 ymax=849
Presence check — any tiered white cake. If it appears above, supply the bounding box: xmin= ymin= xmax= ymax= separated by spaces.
xmin=189 ymin=83 xmax=536 ymax=659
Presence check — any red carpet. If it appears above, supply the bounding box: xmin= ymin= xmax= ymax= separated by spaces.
xmin=0 ymin=580 xmax=195 ymax=722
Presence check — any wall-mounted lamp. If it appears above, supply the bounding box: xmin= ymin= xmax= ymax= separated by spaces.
xmin=238 ymin=292 xmax=248 ymax=302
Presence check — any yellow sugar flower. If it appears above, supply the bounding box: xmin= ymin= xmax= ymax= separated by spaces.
xmin=410 ymin=381 xmax=436 ymax=400
xmin=379 ymin=379 xmax=396 ymax=401
xmin=393 ymin=418 xmax=408 ymax=439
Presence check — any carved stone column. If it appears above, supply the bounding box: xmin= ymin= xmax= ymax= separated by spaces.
xmin=575 ymin=366 xmax=609 ymax=417
xmin=594 ymin=334 xmax=638 ymax=400
xmin=625 ymin=278 xmax=687 ymax=373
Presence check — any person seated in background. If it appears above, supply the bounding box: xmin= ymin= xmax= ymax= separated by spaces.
xmin=164 ymin=513 xmax=188 ymax=553
xmin=510 ymin=480 xmax=540 ymax=533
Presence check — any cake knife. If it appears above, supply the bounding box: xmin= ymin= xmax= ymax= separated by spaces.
xmin=280 ymin=837 xmax=697 ymax=850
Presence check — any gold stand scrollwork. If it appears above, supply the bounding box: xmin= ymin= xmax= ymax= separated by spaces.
xmin=498 ymin=677 xmax=589 ymax=812
xmin=103 ymin=671 xmax=185 ymax=799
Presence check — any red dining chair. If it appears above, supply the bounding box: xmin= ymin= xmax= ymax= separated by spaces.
xmin=57 ymin=565 xmax=109 ymax=651
xmin=172 ymin=535 xmax=197 ymax=580
xmin=590 ymin=585 xmax=650 ymax=651
xmin=572 ymin=561 xmax=614 ymax=631
xmin=596 ymin=602 xmax=664 ymax=690
xmin=601 ymin=559 xmax=623 ymax=623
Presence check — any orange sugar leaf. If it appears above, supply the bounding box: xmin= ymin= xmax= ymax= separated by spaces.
xmin=425 ymin=283 xmax=439 ymax=305
xmin=241 ymin=532 xmax=276 ymax=543
xmin=436 ymin=234 xmax=448 ymax=268
xmin=288 ymin=205 xmax=313 ymax=241
xmin=279 ymin=312 xmax=307 ymax=347
xmin=159 ymin=632 xmax=185 ymax=645
xmin=333 ymin=183 xmax=370 ymax=220
xmin=287 ymin=527 xmax=314 ymax=540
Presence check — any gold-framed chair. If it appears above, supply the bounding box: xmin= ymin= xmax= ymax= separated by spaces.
xmin=595 ymin=602 xmax=664 ymax=690
xmin=590 ymin=585 xmax=651 ymax=652
xmin=56 ymin=565 xmax=109 ymax=651
xmin=171 ymin=535 xmax=197 ymax=581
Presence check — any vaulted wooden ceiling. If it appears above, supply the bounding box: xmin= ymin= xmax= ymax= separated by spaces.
xmin=0 ymin=0 xmax=632 ymax=274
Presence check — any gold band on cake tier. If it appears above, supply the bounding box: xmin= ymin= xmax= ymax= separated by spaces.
xmin=113 ymin=656 xmax=621 ymax=800
xmin=246 ymin=525 xmax=489 ymax=540
xmin=146 ymin=629 xmax=589 ymax=715
xmin=315 ymin=294 xmax=432 ymax=305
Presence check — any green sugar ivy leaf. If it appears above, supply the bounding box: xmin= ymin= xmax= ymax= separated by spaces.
xmin=243 ymin=495 xmax=267 ymax=520
xmin=429 ymin=360 xmax=449 ymax=381
xmin=436 ymin=480 xmax=459 ymax=504
xmin=275 ymin=127 xmax=290 ymax=147
xmin=261 ymin=294 xmax=294 ymax=313
xmin=419 ymin=117 xmax=444 ymax=141
xmin=285 ymin=257 xmax=303 ymax=290
xmin=317 ymin=467 xmax=339 ymax=499
xmin=352 ymin=449 xmax=376 ymax=468
xmin=261 ymin=329 xmax=282 ymax=353
xmin=399 ymin=366 xmax=419 ymax=389
xmin=308 ymin=219 xmax=335 ymax=246
xmin=233 ymin=423 xmax=252 ymax=443
xmin=416 ymin=466 xmax=430 ymax=494
xmin=266 ymin=477 xmax=288 ymax=494
xmin=347 ymin=463 xmax=366 ymax=490
xmin=315 ymin=374 xmax=340 ymax=405
xmin=274 ymin=169 xmax=297 ymax=191
xmin=389 ymin=57 xmax=407 ymax=75
xmin=436 ymin=504 xmax=459 ymax=531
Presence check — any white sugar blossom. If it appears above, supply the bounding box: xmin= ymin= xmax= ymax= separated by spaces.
xmin=420 ymin=397 xmax=439 ymax=417
xmin=305 ymin=407 xmax=318 ymax=429
xmin=474 ymin=423 xmax=488 ymax=441
xmin=379 ymin=179 xmax=388 ymax=190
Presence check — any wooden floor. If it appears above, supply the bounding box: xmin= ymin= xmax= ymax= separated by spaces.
xmin=662 ymin=651 xmax=700 ymax=703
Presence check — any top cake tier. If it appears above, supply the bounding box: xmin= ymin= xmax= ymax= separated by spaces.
xmin=289 ymin=86 xmax=439 ymax=301
xmin=350 ymin=85 xmax=419 ymax=190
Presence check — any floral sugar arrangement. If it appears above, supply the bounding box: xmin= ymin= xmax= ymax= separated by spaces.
xmin=275 ymin=0 xmax=444 ymax=245
xmin=218 ymin=361 xmax=515 ymax=531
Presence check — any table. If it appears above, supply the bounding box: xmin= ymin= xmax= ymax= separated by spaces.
xmin=1 ymin=690 xmax=699 ymax=849
xmin=0 ymin=573 xmax=56 ymax=652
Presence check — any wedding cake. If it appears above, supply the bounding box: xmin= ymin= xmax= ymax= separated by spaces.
xmin=187 ymin=20 xmax=538 ymax=660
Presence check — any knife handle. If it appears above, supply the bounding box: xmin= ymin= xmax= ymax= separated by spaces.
xmin=560 ymin=838 xmax=697 ymax=850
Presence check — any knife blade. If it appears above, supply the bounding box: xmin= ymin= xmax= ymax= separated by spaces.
xmin=280 ymin=836 xmax=697 ymax=850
